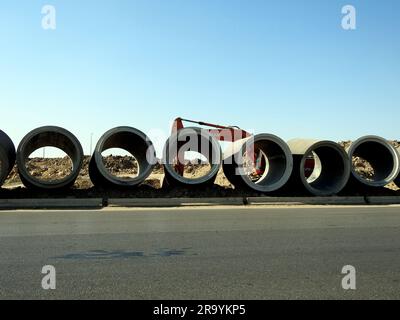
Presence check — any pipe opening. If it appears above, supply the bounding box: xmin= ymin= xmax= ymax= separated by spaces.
xmin=301 ymin=144 xmax=349 ymax=195
xmin=163 ymin=127 xmax=221 ymax=185
xmin=25 ymin=147 xmax=73 ymax=182
xmin=348 ymin=136 xmax=399 ymax=187
xmin=176 ymin=151 xmax=212 ymax=180
xmin=223 ymin=134 xmax=293 ymax=192
xmin=91 ymin=127 xmax=155 ymax=187
xmin=101 ymin=148 xmax=139 ymax=180
xmin=0 ymin=156 xmax=6 ymax=186
xmin=0 ymin=156 xmax=5 ymax=184
xmin=242 ymin=149 xmax=269 ymax=183
xmin=303 ymin=152 xmax=321 ymax=182
xmin=17 ymin=127 xmax=83 ymax=189
xmin=244 ymin=140 xmax=290 ymax=188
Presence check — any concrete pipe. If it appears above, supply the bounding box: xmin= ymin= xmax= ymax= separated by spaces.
xmin=89 ymin=127 xmax=156 ymax=188
xmin=286 ymin=139 xmax=350 ymax=196
xmin=17 ymin=126 xmax=83 ymax=189
xmin=347 ymin=135 xmax=400 ymax=187
xmin=395 ymin=147 xmax=400 ymax=188
xmin=162 ymin=127 xmax=222 ymax=186
xmin=222 ymin=134 xmax=293 ymax=192
xmin=0 ymin=130 xmax=16 ymax=187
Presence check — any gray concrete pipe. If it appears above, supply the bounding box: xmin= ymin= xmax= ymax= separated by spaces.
xmin=286 ymin=139 xmax=350 ymax=196
xmin=394 ymin=146 xmax=400 ymax=188
xmin=17 ymin=126 xmax=83 ymax=189
xmin=0 ymin=130 xmax=16 ymax=187
xmin=347 ymin=136 xmax=400 ymax=187
xmin=222 ymin=134 xmax=293 ymax=192
xmin=162 ymin=127 xmax=222 ymax=186
xmin=89 ymin=127 xmax=156 ymax=188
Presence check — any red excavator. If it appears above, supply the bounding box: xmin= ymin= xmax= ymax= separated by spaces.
xmin=171 ymin=117 xmax=315 ymax=179
xmin=171 ymin=117 xmax=265 ymax=179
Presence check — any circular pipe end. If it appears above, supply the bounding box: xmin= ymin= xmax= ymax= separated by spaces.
xmin=90 ymin=127 xmax=156 ymax=188
xmin=223 ymin=134 xmax=293 ymax=193
xmin=16 ymin=126 xmax=83 ymax=190
xmin=348 ymin=135 xmax=400 ymax=187
xmin=162 ymin=127 xmax=222 ymax=186
xmin=299 ymin=141 xmax=350 ymax=196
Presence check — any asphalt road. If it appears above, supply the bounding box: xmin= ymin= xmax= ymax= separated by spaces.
xmin=1 ymin=205 xmax=400 ymax=300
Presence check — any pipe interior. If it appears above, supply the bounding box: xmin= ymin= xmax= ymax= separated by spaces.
xmin=249 ymin=140 xmax=288 ymax=187
xmin=21 ymin=132 xmax=80 ymax=170
xmin=351 ymin=141 xmax=394 ymax=182
xmin=99 ymin=131 xmax=152 ymax=179
xmin=0 ymin=153 xmax=6 ymax=183
xmin=166 ymin=130 xmax=220 ymax=180
xmin=304 ymin=146 xmax=346 ymax=193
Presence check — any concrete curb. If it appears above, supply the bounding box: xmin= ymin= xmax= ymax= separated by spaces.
xmin=246 ymin=196 xmax=367 ymax=206
xmin=0 ymin=198 xmax=103 ymax=210
xmin=1 ymin=196 xmax=400 ymax=210
xmin=365 ymin=196 xmax=400 ymax=205
xmin=107 ymin=197 xmax=245 ymax=208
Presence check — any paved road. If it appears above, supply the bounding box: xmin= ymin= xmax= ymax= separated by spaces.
xmin=0 ymin=205 xmax=400 ymax=299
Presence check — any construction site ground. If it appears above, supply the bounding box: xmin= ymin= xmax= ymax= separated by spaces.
xmin=1 ymin=154 xmax=399 ymax=200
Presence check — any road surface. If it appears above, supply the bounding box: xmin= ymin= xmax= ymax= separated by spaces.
xmin=0 ymin=205 xmax=400 ymax=299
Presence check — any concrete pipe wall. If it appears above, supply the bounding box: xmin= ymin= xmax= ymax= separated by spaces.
xmin=89 ymin=127 xmax=156 ymax=188
xmin=286 ymin=139 xmax=350 ymax=196
xmin=17 ymin=126 xmax=83 ymax=189
xmin=347 ymin=135 xmax=400 ymax=187
xmin=222 ymin=134 xmax=293 ymax=192
xmin=395 ymin=147 xmax=400 ymax=188
xmin=0 ymin=130 xmax=16 ymax=187
xmin=162 ymin=127 xmax=222 ymax=186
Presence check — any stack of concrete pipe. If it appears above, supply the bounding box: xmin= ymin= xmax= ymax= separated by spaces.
xmin=0 ymin=126 xmax=400 ymax=196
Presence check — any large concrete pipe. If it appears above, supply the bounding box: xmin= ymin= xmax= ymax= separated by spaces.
xmin=395 ymin=147 xmax=400 ymax=188
xmin=0 ymin=130 xmax=16 ymax=187
xmin=89 ymin=127 xmax=156 ymax=188
xmin=17 ymin=126 xmax=83 ymax=189
xmin=162 ymin=127 xmax=222 ymax=186
xmin=347 ymin=136 xmax=400 ymax=187
xmin=222 ymin=134 xmax=293 ymax=192
xmin=285 ymin=139 xmax=350 ymax=196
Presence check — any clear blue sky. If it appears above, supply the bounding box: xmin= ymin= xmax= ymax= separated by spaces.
xmin=1 ymin=0 xmax=399 ymax=156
